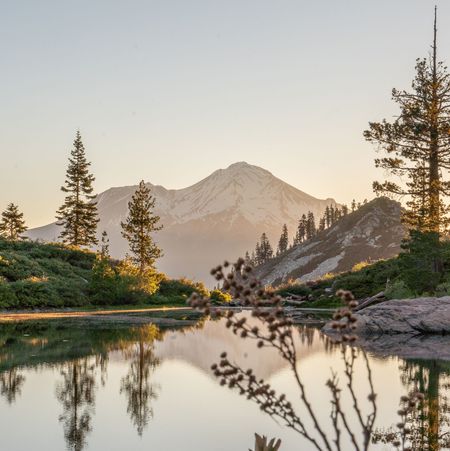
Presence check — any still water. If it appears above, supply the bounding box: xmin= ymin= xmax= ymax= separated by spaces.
xmin=0 ymin=312 xmax=448 ymax=451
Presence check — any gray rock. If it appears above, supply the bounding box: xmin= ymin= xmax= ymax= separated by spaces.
xmin=352 ymin=334 xmax=450 ymax=360
xmin=337 ymin=296 xmax=450 ymax=335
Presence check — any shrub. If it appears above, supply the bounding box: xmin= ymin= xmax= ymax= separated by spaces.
xmin=158 ymin=277 xmax=209 ymax=299
xmin=351 ymin=261 xmax=371 ymax=272
xmin=385 ymin=280 xmax=415 ymax=300
xmin=274 ymin=282 xmax=311 ymax=298
xmin=435 ymin=281 xmax=450 ymax=297
xmin=89 ymin=257 xmax=162 ymax=305
xmin=210 ymin=289 xmax=232 ymax=304
xmin=0 ymin=282 xmax=18 ymax=308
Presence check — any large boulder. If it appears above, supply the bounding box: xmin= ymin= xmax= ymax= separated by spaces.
xmin=347 ymin=297 xmax=450 ymax=335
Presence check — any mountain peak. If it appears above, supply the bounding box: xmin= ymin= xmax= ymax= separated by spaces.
xmin=28 ymin=163 xmax=339 ymax=282
xmin=227 ymin=161 xmax=251 ymax=169
xmin=222 ymin=161 xmax=272 ymax=175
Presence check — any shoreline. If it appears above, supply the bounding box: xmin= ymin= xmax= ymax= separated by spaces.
xmin=0 ymin=306 xmax=192 ymax=323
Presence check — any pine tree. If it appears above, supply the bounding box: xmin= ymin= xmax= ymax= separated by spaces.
xmin=255 ymin=233 xmax=273 ymax=265
xmin=56 ymin=131 xmax=99 ymax=246
xmin=277 ymin=224 xmax=289 ymax=256
xmin=0 ymin=203 xmax=27 ymax=240
xmin=325 ymin=206 xmax=331 ymax=228
xmin=306 ymin=211 xmax=316 ymax=240
xmin=99 ymin=230 xmax=110 ymax=260
xmin=319 ymin=216 xmax=326 ymax=232
xmin=331 ymin=206 xmax=336 ymax=225
xmin=351 ymin=199 xmax=357 ymax=212
xmin=259 ymin=233 xmax=273 ymax=262
xmin=293 ymin=214 xmax=307 ymax=245
xmin=342 ymin=204 xmax=349 ymax=216
xmin=254 ymin=242 xmax=262 ymax=265
xmin=364 ymin=8 xmax=450 ymax=234
xmin=250 ymin=250 xmax=256 ymax=266
xmin=121 ymin=180 xmax=163 ymax=274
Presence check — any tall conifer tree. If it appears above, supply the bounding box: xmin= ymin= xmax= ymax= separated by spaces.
xmin=277 ymin=224 xmax=289 ymax=256
xmin=306 ymin=212 xmax=316 ymax=240
xmin=0 ymin=203 xmax=27 ymax=240
xmin=121 ymin=180 xmax=163 ymax=274
xmin=364 ymin=7 xmax=450 ymax=233
xmin=56 ymin=131 xmax=99 ymax=246
xmin=255 ymin=233 xmax=273 ymax=265
xmin=293 ymin=214 xmax=307 ymax=245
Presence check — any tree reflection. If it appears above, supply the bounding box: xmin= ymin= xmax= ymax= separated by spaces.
xmin=120 ymin=325 xmax=161 ymax=436
xmin=374 ymin=359 xmax=450 ymax=450
xmin=402 ymin=360 xmax=450 ymax=450
xmin=0 ymin=368 xmax=25 ymax=404
xmin=56 ymin=358 xmax=96 ymax=451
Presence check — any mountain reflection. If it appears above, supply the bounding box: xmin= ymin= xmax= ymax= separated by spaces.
xmin=120 ymin=325 xmax=161 ymax=436
xmin=0 ymin=316 xmax=450 ymax=450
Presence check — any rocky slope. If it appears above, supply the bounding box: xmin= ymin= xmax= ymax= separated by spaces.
xmin=254 ymin=197 xmax=405 ymax=286
xmin=27 ymin=162 xmax=336 ymax=283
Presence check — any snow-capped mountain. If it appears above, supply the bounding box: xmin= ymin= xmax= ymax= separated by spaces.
xmin=28 ymin=162 xmax=337 ymax=283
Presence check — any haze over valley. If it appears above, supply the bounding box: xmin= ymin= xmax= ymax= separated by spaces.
xmin=28 ymin=161 xmax=338 ymax=281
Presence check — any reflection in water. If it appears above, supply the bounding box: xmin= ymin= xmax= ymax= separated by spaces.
xmin=56 ymin=358 xmax=97 ymax=451
xmin=0 ymin=318 xmax=450 ymax=449
xmin=0 ymin=369 xmax=25 ymax=404
xmin=372 ymin=359 xmax=450 ymax=450
xmin=120 ymin=325 xmax=161 ymax=436
xmin=401 ymin=360 xmax=450 ymax=450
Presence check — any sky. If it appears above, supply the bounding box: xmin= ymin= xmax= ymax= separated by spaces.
xmin=1 ymin=0 xmax=450 ymax=227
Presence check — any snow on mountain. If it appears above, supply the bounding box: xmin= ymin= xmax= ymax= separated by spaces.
xmin=27 ymin=162 xmax=337 ymax=283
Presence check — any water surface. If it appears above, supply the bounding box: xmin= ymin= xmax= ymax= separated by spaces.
xmin=0 ymin=313 xmax=448 ymax=450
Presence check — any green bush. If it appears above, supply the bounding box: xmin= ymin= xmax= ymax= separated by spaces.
xmin=0 ymin=239 xmax=94 ymax=309
xmin=158 ymin=277 xmax=209 ymax=299
xmin=275 ymin=283 xmax=311 ymax=298
xmin=435 ymin=281 xmax=450 ymax=297
xmin=385 ymin=280 xmax=415 ymax=300
xmin=210 ymin=289 xmax=232 ymax=304
xmin=89 ymin=257 xmax=162 ymax=305
xmin=0 ymin=282 xmax=18 ymax=308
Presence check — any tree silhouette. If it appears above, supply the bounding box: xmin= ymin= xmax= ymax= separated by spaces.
xmin=56 ymin=358 xmax=96 ymax=451
xmin=120 ymin=325 xmax=161 ymax=436
xmin=364 ymin=8 xmax=450 ymax=234
xmin=373 ymin=358 xmax=450 ymax=450
xmin=0 ymin=368 xmax=25 ymax=404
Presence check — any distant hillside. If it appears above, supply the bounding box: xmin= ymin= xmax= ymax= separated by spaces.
xmin=27 ymin=162 xmax=337 ymax=283
xmin=0 ymin=240 xmax=209 ymax=309
xmin=254 ymin=197 xmax=405 ymax=286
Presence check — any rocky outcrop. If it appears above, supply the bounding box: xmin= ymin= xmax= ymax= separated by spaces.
xmin=255 ymin=197 xmax=405 ymax=286
xmin=343 ymin=297 xmax=450 ymax=335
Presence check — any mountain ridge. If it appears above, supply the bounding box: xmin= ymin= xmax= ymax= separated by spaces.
xmin=27 ymin=161 xmax=338 ymax=283
xmin=253 ymin=197 xmax=405 ymax=286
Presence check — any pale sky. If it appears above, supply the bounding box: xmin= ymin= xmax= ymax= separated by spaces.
xmin=1 ymin=0 xmax=449 ymax=227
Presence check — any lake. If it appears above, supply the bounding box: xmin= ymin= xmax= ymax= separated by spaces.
xmin=0 ymin=311 xmax=448 ymax=450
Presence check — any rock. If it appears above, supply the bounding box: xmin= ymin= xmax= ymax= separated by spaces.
xmin=333 ymin=297 xmax=450 ymax=335
xmin=352 ymin=334 xmax=450 ymax=360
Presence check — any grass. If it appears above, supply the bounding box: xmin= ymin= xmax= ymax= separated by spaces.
xmin=274 ymin=257 xmax=403 ymax=308
xmin=0 ymin=239 xmax=211 ymax=310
